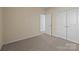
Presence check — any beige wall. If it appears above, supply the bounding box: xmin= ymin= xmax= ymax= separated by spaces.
xmin=3 ymin=7 xmax=45 ymax=44
xmin=0 ymin=8 xmax=3 ymax=49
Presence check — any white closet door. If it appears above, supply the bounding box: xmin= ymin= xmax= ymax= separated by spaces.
xmin=67 ymin=9 xmax=78 ymax=43
xmin=45 ymin=15 xmax=51 ymax=35
xmin=55 ymin=11 xmax=66 ymax=39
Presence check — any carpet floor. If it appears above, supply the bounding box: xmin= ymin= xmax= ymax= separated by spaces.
xmin=1 ymin=34 xmax=79 ymax=51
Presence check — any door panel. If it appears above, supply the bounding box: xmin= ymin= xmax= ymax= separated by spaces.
xmin=45 ymin=15 xmax=51 ymax=35
xmin=67 ymin=9 xmax=78 ymax=43
xmin=55 ymin=11 xmax=66 ymax=39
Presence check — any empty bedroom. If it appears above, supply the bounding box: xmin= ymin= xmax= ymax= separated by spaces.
xmin=0 ymin=7 xmax=79 ymax=51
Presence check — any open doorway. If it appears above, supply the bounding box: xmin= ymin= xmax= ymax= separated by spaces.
xmin=40 ymin=14 xmax=52 ymax=35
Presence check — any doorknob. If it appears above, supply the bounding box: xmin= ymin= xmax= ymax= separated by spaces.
xmin=64 ymin=26 xmax=70 ymax=28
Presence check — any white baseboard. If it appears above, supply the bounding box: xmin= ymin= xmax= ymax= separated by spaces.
xmin=52 ymin=34 xmax=79 ymax=44
xmin=4 ymin=33 xmax=42 ymax=44
xmin=52 ymin=34 xmax=66 ymax=40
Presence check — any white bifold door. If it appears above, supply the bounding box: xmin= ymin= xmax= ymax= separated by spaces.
xmin=67 ymin=8 xmax=79 ymax=43
xmin=55 ymin=11 xmax=66 ymax=39
xmin=55 ymin=8 xmax=79 ymax=44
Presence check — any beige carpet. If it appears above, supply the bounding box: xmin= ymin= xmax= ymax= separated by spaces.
xmin=1 ymin=34 xmax=79 ymax=51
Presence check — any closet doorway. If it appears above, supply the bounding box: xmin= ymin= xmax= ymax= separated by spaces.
xmin=54 ymin=8 xmax=79 ymax=44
